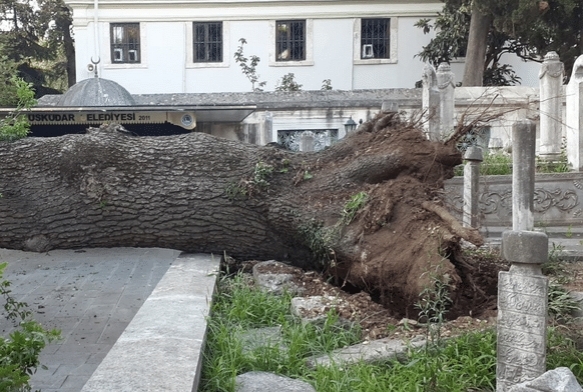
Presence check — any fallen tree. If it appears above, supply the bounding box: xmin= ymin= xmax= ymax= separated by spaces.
xmin=0 ymin=114 xmax=487 ymax=315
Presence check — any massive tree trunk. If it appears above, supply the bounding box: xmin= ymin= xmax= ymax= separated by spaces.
xmin=0 ymin=117 xmax=483 ymax=315
xmin=462 ymin=2 xmax=492 ymax=86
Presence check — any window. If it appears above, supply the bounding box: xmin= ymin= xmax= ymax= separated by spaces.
xmin=111 ymin=23 xmax=140 ymax=64
xmin=276 ymin=20 xmax=305 ymax=62
xmin=361 ymin=18 xmax=390 ymax=59
xmin=193 ymin=22 xmax=223 ymax=63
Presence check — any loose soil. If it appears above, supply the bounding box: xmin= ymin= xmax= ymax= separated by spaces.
xmin=236 ymin=249 xmax=509 ymax=341
xmin=238 ymin=253 xmax=583 ymax=342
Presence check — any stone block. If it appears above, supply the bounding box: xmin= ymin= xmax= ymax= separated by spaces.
xmin=235 ymin=371 xmax=316 ymax=392
xmin=508 ymin=367 xmax=583 ymax=392
xmin=253 ymin=260 xmax=304 ymax=295
xmin=306 ymin=336 xmax=425 ymax=368
xmin=502 ymin=231 xmax=548 ymax=264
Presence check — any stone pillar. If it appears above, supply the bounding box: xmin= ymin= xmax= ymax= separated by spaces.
xmin=422 ymin=63 xmax=440 ymax=141
xmin=299 ymin=131 xmax=315 ymax=152
xmin=437 ymin=63 xmax=455 ymax=140
xmin=566 ymin=55 xmax=583 ymax=171
xmin=497 ymin=230 xmax=548 ymax=392
xmin=539 ymin=52 xmax=564 ymax=161
xmin=463 ymin=147 xmax=483 ymax=228
xmin=512 ymin=120 xmax=536 ymax=231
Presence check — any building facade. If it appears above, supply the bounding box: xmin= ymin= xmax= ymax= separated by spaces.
xmin=63 ymin=0 xmax=539 ymax=94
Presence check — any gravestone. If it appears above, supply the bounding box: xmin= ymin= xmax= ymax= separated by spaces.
xmin=462 ymin=146 xmax=483 ymax=228
xmin=422 ymin=63 xmax=440 ymax=141
xmin=436 ymin=63 xmax=455 ymax=139
xmin=566 ymin=55 xmax=583 ymax=171
xmin=497 ymin=121 xmax=549 ymax=392
xmin=539 ymin=52 xmax=564 ymax=161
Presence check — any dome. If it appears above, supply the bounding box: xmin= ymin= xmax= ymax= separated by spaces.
xmin=58 ymin=77 xmax=136 ymax=107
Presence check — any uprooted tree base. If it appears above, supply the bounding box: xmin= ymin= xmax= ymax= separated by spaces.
xmin=0 ymin=113 xmax=499 ymax=317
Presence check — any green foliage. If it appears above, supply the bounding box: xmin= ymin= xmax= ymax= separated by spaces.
xmin=0 ymin=262 xmax=61 ymax=390
xmin=417 ymin=0 xmax=583 ymax=83
xmin=341 ymin=192 xmax=368 ymax=225
xmin=234 ymin=38 xmax=267 ymax=92
xmin=321 ymin=79 xmax=333 ymax=90
xmin=297 ymin=219 xmax=337 ymax=268
xmin=0 ymin=0 xmax=73 ymax=93
xmin=548 ymin=282 xmax=581 ymax=320
xmin=224 ymin=161 xmax=274 ymax=200
xmin=201 ymin=270 xmax=583 ymax=391
xmin=275 ymin=73 xmax=302 ymax=92
xmin=0 ymin=77 xmax=37 ymax=142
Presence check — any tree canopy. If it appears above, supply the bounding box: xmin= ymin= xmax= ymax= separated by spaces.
xmin=0 ymin=0 xmax=75 ymax=97
xmin=417 ymin=0 xmax=583 ymax=86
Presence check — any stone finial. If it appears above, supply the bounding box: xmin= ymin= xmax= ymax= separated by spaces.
xmin=422 ymin=63 xmax=437 ymax=88
xmin=570 ymin=54 xmax=583 ymax=81
xmin=464 ymin=146 xmax=483 ymax=162
xmin=539 ymin=51 xmax=564 ymax=80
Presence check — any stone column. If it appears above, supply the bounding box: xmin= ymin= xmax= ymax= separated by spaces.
xmin=539 ymin=52 xmax=564 ymax=161
xmin=497 ymin=119 xmax=549 ymax=392
xmin=497 ymin=231 xmax=548 ymax=392
xmin=566 ymin=55 xmax=583 ymax=171
xmin=512 ymin=120 xmax=536 ymax=231
xmin=299 ymin=131 xmax=315 ymax=152
xmin=437 ymin=63 xmax=455 ymax=140
xmin=463 ymin=146 xmax=483 ymax=228
xmin=422 ymin=63 xmax=440 ymax=141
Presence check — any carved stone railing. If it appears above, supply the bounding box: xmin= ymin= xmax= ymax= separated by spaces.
xmin=444 ymin=172 xmax=583 ymax=233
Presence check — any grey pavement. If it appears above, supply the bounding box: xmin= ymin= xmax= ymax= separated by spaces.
xmin=0 ymin=247 xmax=180 ymax=392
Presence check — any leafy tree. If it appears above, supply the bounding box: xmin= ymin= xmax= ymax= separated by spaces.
xmin=417 ymin=0 xmax=583 ymax=86
xmin=0 ymin=76 xmax=37 ymax=142
xmin=0 ymin=0 xmax=75 ymax=95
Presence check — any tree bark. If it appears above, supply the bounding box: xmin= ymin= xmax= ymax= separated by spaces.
xmin=462 ymin=2 xmax=492 ymax=86
xmin=0 ymin=119 xmax=481 ymax=314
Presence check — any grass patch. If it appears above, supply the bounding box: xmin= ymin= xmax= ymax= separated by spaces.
xmin=454 ymin=150 xmax=570 ymax=176
xmin=199 ymin=271 xmax=583 ymax=392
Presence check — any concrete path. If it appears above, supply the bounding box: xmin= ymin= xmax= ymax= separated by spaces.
xmin=0 ymin=247 xmax=180 ymax=392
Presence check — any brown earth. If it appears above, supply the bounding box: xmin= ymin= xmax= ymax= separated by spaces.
xmin=237 ymin=250 xmax=508 ymax=341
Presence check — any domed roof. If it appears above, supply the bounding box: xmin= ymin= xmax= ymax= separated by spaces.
xmin=58 ymin=77 xmax=135 ymax=107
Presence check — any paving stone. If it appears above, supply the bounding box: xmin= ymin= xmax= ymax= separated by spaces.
xmin=235 ymin=371 xmax=316 ymax=392
xmin=0 ymin=247 xmax=179 ymax=392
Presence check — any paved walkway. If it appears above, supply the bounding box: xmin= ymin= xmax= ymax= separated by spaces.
xmin=0 ymin=247 xmax=180 ymax=392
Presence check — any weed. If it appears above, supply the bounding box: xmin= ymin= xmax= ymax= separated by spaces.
xmin=297 ymin=219 xmax=337 ymax=269
xmin=566 ymin=225 xmax=573 ymax=239
xmin=321 ymin=79 xmax=333 ymax=90
xmin=0 ymin=262 xmax=61 ymax=389
xmin=548 ymin=282 xmax=581 ymax=321
xmin=341 ymin=192 xmax=368 ymax=225
xmin=234 ymin=38 xmax=267 ymax=91
xmin=275 ymin=73 xmax=302 ymax=92
xmin=252 ymin=161 xmax=274 ymax=189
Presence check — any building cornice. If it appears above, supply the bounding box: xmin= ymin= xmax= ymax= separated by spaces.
xmin=67 ymin=1 xmax=443 ymax=25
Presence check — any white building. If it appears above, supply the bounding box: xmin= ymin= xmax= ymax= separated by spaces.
xmin=63 ymin=0 xmax=541 ymax=94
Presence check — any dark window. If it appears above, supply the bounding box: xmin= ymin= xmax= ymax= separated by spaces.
xmin=110 ymin=23 xmax=140 ymax=63
xmin=361 ymin=18 xmax=390 ymax=59
xmin=193 ymin=22 xmax=223 ymax=62
xmin=276 ymin=20 xmax=305 ymax=61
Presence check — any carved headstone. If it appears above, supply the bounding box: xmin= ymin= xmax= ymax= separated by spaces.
xmin=436 ymin=63 xmax=455 ymax=139
xmin=422 ymin=63 xmax=440 ymax=141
